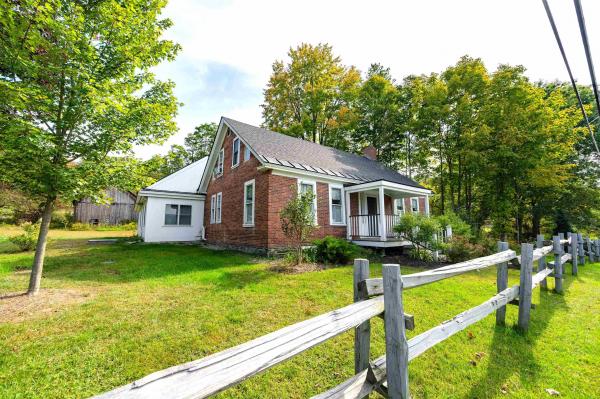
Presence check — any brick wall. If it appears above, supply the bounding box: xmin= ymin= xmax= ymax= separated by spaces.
xmin=204 ymin=129 xmax=269 ymax=249
xmin=266 ymin=175 xmax=346 ymax=249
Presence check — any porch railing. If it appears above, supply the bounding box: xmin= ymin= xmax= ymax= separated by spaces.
xmin=349 ymin=214 xmax=402 ymax=239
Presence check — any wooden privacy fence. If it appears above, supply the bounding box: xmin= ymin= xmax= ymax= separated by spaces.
xmin=92 ymin=233 xmax=599 ymax=399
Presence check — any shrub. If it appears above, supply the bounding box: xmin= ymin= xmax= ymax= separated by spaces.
xmin=394 ymin=213 xmax=443 ymax=259
xmin=434 ymin=211 xmax=473 ymax=239
xmin=280 ymin=188 xmax=318 ymax=265
xmin=313 ymin=236 xmax=366 ymax=265
xmin=50 ymin=211 xmax=73 ymax=229
xmin=70 ymin=222 xmax=92 ymax=231
xmin=444 ymin=235 xmax=490 ymax=263
xmin=8 ymin=222 xmax=40 ymax=251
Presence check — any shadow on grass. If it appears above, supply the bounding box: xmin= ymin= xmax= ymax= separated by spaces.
xmin=466 ymin=275 xmax=573 ymax=398
xmin=1 ymin=241 xmax=275 ymax=290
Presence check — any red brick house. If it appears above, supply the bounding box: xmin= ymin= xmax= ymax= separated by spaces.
xmin=197 ymin=117 xmax=432 ymax=252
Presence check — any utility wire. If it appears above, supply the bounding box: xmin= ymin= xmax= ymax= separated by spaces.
xmin=541 ymin=0 xmax=600 ymax=155
xmin=573 ymin=0 xmax=600 ymax=129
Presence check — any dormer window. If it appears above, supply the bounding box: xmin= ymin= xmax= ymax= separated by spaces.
xmin=232 ymin=137 xmax=240 ymax=167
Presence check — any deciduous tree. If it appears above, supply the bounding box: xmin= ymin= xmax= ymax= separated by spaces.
xmin=0 ymin=0 xmax=180 ymax=295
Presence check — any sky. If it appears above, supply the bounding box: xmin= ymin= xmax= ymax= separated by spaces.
xmin=135 ymin=0 xmax=600 ymax=159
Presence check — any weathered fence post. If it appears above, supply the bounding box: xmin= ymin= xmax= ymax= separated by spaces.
xmin=353 ymin=259 xmax=371 ymax=375
xmin=383 ymin=264 xmax=409 ymax=399
xmin=577 ymin=233 xmax=585 ymax=265
xmin=536 ymin=234 xmax=547 ymax=290
xmin=571 ymin=233 xmax=578 ymax=276
xmin=553 ymin=236 xmax=563 ymax=294
xmin=596 ymin=239 xmax=600 ymax=259
xmin=496 ymin=241 xmax=509 ymax=325
xmin=587 ymin=237 xmax=595 ymax=263
xmin=518 ymin=243 xmax=534 ymax=332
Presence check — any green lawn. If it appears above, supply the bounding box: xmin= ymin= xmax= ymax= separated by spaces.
xmin=0 ymin=228 xmax=599 ymax=399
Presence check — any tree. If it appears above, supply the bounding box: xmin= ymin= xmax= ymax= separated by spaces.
xmin=279 ymin=188 xmax=318 ymax=265
xmin=0 ymin=0 xmax=180 ymax=295
xmin=185 ymin=122 xmax=217 ymax=162
xmin=262 ymin=43 xmax=361 ymax=149
xmin=353 ymin=64 xmax=404 ymax=167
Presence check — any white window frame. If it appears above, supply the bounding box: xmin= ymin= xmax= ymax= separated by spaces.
xmin=232 ymin=137 xmax=240 ymax=168
xmin=216 ymin=192 xmax=222 ymax=223
xmin=394 ymin=198 xmax=405 ymax=215
xmin=214 ymin=148 xmax=224 ymax=177
xmin=411 ymin=197 xmax=419 ymax=213
xmin=328 ymin=184 xmax=345 ymax=225
xmin=164 ymin=204 xmax=192 ymax=226
xmin=243 ymin=179 xmax=255 ymax=227
xmin=244 ymin=145 xmax=251 ymax=161
xmin=297 ymin=178 xmax=318 ymax=225
xmin=210 ymin=195 xmax=216 ymax=224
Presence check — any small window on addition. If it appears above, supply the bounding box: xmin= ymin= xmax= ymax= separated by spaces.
xmin=244 ymin=145 xmax=251 ymax=161
xmin=165 ymin=204 xmax=179 ymax=225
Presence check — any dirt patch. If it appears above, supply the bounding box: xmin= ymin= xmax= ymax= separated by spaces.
xmin=0 ymin=288 xmax=95 ymax=323
xmin=268 ymin=261 xmax=327 ymax=274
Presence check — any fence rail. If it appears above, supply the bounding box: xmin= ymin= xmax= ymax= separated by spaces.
xmin=92 ymin=233 xmax=599 ymax=399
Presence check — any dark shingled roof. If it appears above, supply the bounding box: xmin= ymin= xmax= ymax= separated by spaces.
xmin=223 ymin=117 xmax=424 ymax=189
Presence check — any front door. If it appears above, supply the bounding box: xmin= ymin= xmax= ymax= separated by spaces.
xmin=359 ymin=195 xmax=379 ymax=237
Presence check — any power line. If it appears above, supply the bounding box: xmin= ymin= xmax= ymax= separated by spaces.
xmin=541 ymin=0 xmax=600 ymax=155
xmin=573 ymin=0 xmax=600 ymax=126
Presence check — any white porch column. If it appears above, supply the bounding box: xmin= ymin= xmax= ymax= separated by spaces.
xmin=345 ymin=190 xmax=351 ymax=240
xmin=379 ymin=186 xmax=387 ymax=241
xmin=425 ymin=194 xmax=430 ymax=216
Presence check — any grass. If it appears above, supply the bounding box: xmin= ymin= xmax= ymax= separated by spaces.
xmin=0 ymin=227 xmax=599 ymax=399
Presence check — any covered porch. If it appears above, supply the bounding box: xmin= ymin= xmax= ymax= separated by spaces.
xmin=344 ymin=180 xmax=432 ymax=248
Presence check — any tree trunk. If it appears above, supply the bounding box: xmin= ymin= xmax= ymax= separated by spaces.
xmin=27 ymin=198 xmax=54 ymax=296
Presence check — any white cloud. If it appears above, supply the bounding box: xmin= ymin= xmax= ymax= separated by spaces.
xmin=135 ymin=0 xmax=600 ymax=158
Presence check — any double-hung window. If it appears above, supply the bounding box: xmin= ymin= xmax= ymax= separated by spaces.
xmin=244 ymin=145 xmax=251 ymax=161
xmin=298 ymin=179 xmax=317 ymax=224
xmin=243 ymin=180 xmax=255 ymax=226
xmin=214 ymin=149 xmax=224 ymax=177
xmin=411 ymin=197 xmax=419 ymax=213
xmin=210 ymin=194 xmax=222 ymax=224
xmin=164 ymin=204 xmax=192 ymax=226
xmin=395 ymin=199 xmax=405 ymax=215
xmin=210 ymin=195 xmax=216 ymax=223
xmin=232 ymin=137 xmax=240 ymax=167
xmin=216 ymin=192 xmax=222 ymax=223
xmin=329 ymin=184 xmax=345 ymax=225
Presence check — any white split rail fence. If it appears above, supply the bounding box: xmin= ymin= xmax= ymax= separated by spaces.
xmin=91 ymin=233 xmax=597 ymax=399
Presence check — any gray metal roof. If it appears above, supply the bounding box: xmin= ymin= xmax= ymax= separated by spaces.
xmin=223 ymin=117 xmax=425 ymax=188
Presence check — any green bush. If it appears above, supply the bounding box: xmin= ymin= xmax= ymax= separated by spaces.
xmin=434 ymin=211 xmax=473 ymax=239
xmin=444 ymin=235 xmax=490 ymax=263
xmin=50 ymin=211 xmax=73 ymax=229
xmin=70 ymin=222 xmax=93 ymax=231
xmin=8 ymin=222 xmax=40 ymax=251
xmin=313 ymin=236 xmax=366 ymax=265
xmin=394 ymin=213 xmax=443 ymax=259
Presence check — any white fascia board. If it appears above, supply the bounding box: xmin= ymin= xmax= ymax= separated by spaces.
xmin=344 ymin=180 xmax=432 ymax=196
xmin=139 ymin=189 xmax=205 ymax=201
xmin=198 ymin=118 xmax=266 ymax=193
xmin=266 ymin=164 xmax=358 ymax=184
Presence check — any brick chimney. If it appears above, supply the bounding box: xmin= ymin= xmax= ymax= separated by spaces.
xmin=362 ymin=145 xmax=377 ymax=161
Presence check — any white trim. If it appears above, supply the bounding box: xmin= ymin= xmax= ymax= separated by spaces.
xmin=351 ymin=239 xmax=412 ymax=248
xmin=139 ymin=190 xmax=204 ymax=201
xmin=210 ymin=195 xmax=216 ymax=224
xmin=216 ymin=192 xmax=222 ymax=223
xmin=232 ymin=137 xmax=240 ymax=168
xmin=328 ymin=183 xmax=346 ymax=226
xmin=243 ymin=179 xmax=255 ymax=227
xmin=410 ymin=197 xmax=420 ymax=213
xmin=297 ymin=178 xmax=318 ymax=225
xmin=344 ymin=180 xmax=432 ymax=195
